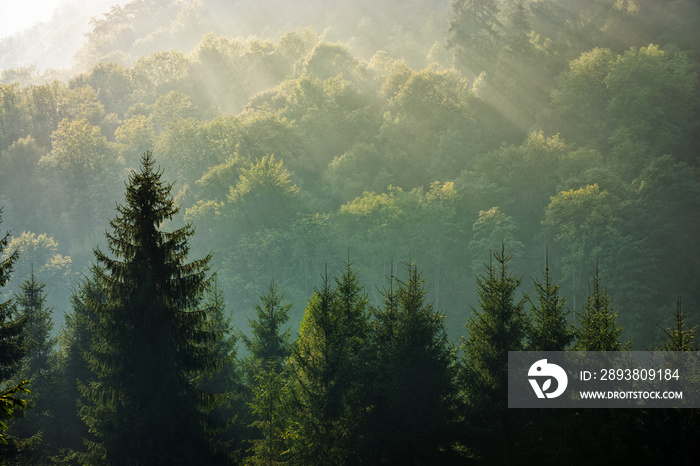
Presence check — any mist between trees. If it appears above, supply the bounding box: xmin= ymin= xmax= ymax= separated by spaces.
xmin=0 ymin=152 xmax=697 ymax=463
xmin=0 ymin=0 xmax=699 ymax=463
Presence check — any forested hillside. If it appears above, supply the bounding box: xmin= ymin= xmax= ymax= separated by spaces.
xmin=1 ymin=0 xmax=699 ymax=463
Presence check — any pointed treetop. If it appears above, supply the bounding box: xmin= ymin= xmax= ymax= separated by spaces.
xmin=660 ymin=296 xmax=699 ymax=351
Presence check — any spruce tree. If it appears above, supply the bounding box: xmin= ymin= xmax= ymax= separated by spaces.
xmin=244 ymin=282 xmax=292 ymax=375
xmin=462 ymin=245 xmax=526 ymax=408
xmin=289 ymin=263 xmax=369 ymax=465
xmin=569 ymin=267 xmax=630 ymax=463
xmin=573 ymin=263 xmax=627 ymax=351
xmin=523 ymin=253 xmax=575 ymax=463
xmin=196 ymin=277 xmax=248 ymax=462
xmin=460 ymin=244 xmax=527 ymax=461
xmin=51 ymin=272 xmax=103 ymax=457
xmin=9 ymin=271 xmax=56 ymax=459
xmin=0 ymin=212 xmax=28 ymax=448
xmin=361 ymin=262 xmax=457 ymax=464
xmin=15 ymin=272 xmax=55 ymax=386
xmin=79 ymin=153 xmax=228 ymax=465
xmin=641 ymin=297 xmax=700 ymax=465
xmin=527 ymin=251 xmax=573 ymax=351
xmin=244 ymin=282 xmax=292 ymax=465
xmin=660 ymin=297 xmax=698 ymax=351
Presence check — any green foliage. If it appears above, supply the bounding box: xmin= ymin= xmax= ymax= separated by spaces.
xmin=0 ymin=136 xmax=43 ymax=232
xmin=0 ymin=83 xmax=24 ymax=151
xmin=244 ymin=283 xmax=293 ymax=465
xmin=462 ymin=244 xmax=526 ymax=406
xmin=190 ymin=33 xmax=283 ymax=114
xmin=631 ymin=155 xmax=700 ymax=313
xmin=115 ymin=114 xmax=156 ymax=168
xmin=0 ymin=381 xmax=29 ymax=445
xmin=379 ymin=66 xmax=487 ymax=187
xmin=1 ymin=232 xmax=73 ymax=307
xmin=606 ymin=45 xmax=697 ymax=174
xmin=150 ymin=91 xmax=197 ymax=133
xmin=79 ymin=153 xmax=230 ymax=464
xmin=41 ymin=118 xmax=110 ymax=179
xmin=131 ymin=50 xmax=191 ymax=104
xmin=542 ymin=43 xmax=698 ymax=180
xmin=390 ymin=67 xmax=471 ymax=127
xmin=302 ymin=42 xmax=360 ymax=81
xmin=73 ymin=62 xmax=135 ymax=117
xmin=447 ymin=0 xmax=501 ymax=77
xmin=6 ymin=272 xmax=56 ymax=462
xmin=0 ymin=212 xmax=29 ymax=447
xmin=228 ymin=155 xmax=300 ymax=207
xmin=460 ymin=244 xmax=527 ymax=461
xmin=660 ymin=297 xmax=699 ymax=351
xmin=0 ymin=214 xmax=25 ymax=383
xmin=542 ymin=184 xmax=618 ymax=309
xmin=246 ymin=368 xmax=289 ymax=465
xmin=58 ymin=86 xmax=106 ymax=128
xmin=155 ymin=117 xmax=215 ymax=186
xmin=477 ymin=132 xmax=570 ymax=223
xmin=323 ymin=143 xmax=388 ymax=203
xmin=197 ymin=278 xmax=249 ymax=462
xmin=289 ymin=262 xmax=369 ymax=465
xmin=573 ymin=264 xmax=627 ymax=351
xmin=527 ymin=251 xmax=573 ymax=351
xmin=541 ymin=47 xmax=617 ymax=151
xmin=0 ymin=3 xmax=699 ymax=461
xmin=244 ymin=283 xmax=292 ymax=375
xmin=14 ymin=273 xmax=55 ymax=385
xmin=468 ymin=207 xmax=523 ymax=275
xmin=361 ymin=262 xmax=458 ymax=464
xmin=50 ymin=272 xmax=102 ymax=456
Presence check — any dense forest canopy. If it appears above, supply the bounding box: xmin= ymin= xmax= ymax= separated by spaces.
xmin=1 ymin=0 xmax=698 ymax=342
xmin=0 ymin=0 xmax=699 ymax=463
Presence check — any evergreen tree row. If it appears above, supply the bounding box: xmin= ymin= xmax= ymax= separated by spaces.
xmin=0 ymin=155 xmax=698 ymax=464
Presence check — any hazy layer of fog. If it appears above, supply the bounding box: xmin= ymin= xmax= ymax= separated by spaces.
xmin=0 ymin=0 xmax=127 ymax=71
xmin=1 ymin=0 xmax=450 ymax=79
xmin=1 ymin=0 xmax=698 ymax=349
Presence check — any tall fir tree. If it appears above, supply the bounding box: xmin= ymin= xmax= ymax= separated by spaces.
xmin=244 ymin=282 xmax=292 ymax=376
xmin=573 ymin=263 xmax=627 ymax=351
xmin=79 ymin=153 xmax=229 ymax=465
xmin=639 ymin=297 xmax=700 ymax=464
xmin=8 ymin=271 xmax=56 ymax=461
xmin=360 ymin=262 xmax=458 ymax=464
xmin=14 ymin=271 xmax=55 ymax=388
xmin=462 ymin=245 xmax=526 ymax=408
xmin=0 ymin=211 xmax=28 ymax=450
xmin=50 ymin=272 xmax=104 ymax=459
xmin=289 ymin=263 xmax=369 ymax=465
xmin=660 ymin=297 xmax=698 ymax=351
xmin=568 ymin=267 xmax=634 ymax=464
xmin=460 ymin=244 xmax=527 ymax=461
xmin=244 ymin=282 xmax=292 ymax=465
xmin=527 ymin=250 xmax=573 ymax=351
xmin=523 ymin=252 xmax=575 ymax=463
xmin=196 ymin=277 xmax=249 ymax=462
